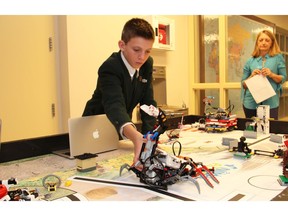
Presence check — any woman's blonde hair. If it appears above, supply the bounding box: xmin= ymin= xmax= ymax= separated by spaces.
xmin=251 ymin=29 xmax=281 ymax=57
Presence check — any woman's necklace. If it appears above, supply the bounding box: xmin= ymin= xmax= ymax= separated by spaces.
xmin=262 ymin=56 xmax=266 ymax=68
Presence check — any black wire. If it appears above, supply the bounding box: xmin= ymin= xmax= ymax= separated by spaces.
xmin=205 ymin=100 xmax=235 ymax=115
xmin=172 ymin=141 xmax=182 ymax=156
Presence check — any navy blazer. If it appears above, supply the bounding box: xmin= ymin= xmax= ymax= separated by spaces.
xmin=83 ymin=51 xmax=157 ymax=134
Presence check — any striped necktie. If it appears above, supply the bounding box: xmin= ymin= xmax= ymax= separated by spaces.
xmin=132 ymin=70 xmax=138 ymax=83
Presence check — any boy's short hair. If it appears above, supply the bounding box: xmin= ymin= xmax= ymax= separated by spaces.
xmin=121 ymin=18 xmax=155 ymax=43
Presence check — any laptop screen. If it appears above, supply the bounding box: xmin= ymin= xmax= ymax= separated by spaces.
xmin=53 ymin=114 xmax=118 ymax=159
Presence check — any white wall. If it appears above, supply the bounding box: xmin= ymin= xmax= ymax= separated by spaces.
xmin=258 ymin=15 xmax=288 ymax=30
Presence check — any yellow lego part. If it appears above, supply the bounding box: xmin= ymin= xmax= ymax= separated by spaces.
xmin=65 ymin=180 xmax=72 ymax=187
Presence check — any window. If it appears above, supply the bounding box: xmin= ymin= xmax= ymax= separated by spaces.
xmin=193 ymin=15 xmax=287 ymax=119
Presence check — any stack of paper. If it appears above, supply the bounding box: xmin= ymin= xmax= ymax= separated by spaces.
xmin=245 ymin=75 xmax=276 ymax=104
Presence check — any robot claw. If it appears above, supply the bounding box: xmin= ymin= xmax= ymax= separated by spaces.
xmin=179 ymin=158 xmax=219 ymax=188
xmin=119 ymin=153 xmax=201 ymax=193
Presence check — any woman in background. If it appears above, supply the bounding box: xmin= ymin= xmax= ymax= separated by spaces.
xmin=241 ymin=29 xmax=287 ymax=120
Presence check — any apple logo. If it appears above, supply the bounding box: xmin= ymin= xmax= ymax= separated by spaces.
xmin=92 ymin=129 xmax=99 ymax=139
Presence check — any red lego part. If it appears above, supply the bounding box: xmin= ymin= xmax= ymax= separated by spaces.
xmin=0 ymin=184 xmax=8 ymax=199
xmin=284 ymin=140 xmax=288 ymax=148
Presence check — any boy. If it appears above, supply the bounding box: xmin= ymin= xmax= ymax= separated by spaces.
xmin=83 ymin=18 xmax=157 ymax=167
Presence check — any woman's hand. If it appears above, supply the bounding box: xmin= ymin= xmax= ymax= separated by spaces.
xmin=261 ymin=67 xmax=273 ymax=78
xmin=243 ymin=68 xmax=261 ymax=89
xmin=250 ymin=68 xmax=261 ymax=78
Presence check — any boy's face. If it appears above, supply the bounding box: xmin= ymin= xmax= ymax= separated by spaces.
xmin=118 ymin=37 xmax=154 ymax=69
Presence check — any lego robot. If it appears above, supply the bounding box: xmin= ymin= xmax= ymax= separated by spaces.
xmin=120 ymin=105 xmax=219 ymax=193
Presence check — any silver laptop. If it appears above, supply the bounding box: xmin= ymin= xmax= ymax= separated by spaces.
xmin=53 ymin=114 xmax=118 ymax=159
